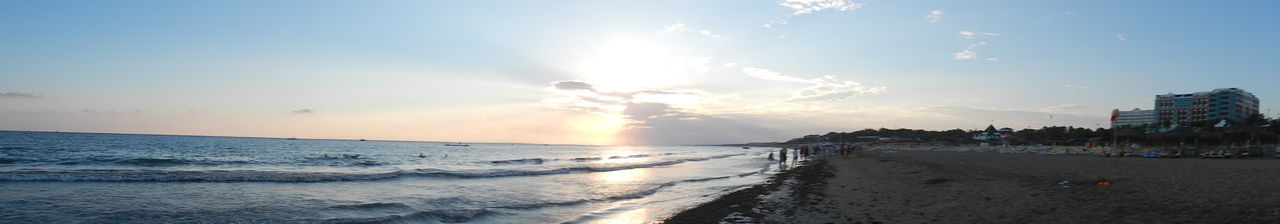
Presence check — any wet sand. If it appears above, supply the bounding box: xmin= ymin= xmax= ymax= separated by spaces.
xmin=662 ymin=150 xmax=1280 ymax=223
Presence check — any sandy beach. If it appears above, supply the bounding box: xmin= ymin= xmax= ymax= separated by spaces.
xmin=663 ymin=149 xmax=1280 ymax=223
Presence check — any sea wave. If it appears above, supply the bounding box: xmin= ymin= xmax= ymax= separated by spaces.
xmin=14 ymin=156 xmax=387 ymax=168
xmin=497 ymin=182 xmax=678 ymax=210
xmin=329 ymin=202 xmax=414 ymax=210
xmin=498 ymin=172 xmax=752 ymax=210
xmin=569 ymin=154 xmax=656 ymax=162
xmin=0 ymin=154 xmax=746 ymax=182
xmin=0 ymin=158 xmax=21 ymax=164
xmin=487 ymin=158 xmax=545 ymax=165
xmin=0 ymin=146 xmax=33 ymax=151
xmin=320 ymin=208 xmax=497 ymax=224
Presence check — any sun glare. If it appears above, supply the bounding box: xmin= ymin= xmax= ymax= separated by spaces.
xmin=570 ymin=114 xmax=627 ymax=145
xmin=575 ymin=38 xmax=693 ymax=92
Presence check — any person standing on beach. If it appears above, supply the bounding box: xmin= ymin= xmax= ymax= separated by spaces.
xmin=798 ymin=146 xmax=805 ymax=160
xmin=802 ymin=146 xmax=809 ymax=159
xmin=778 ymin=148 xmax=787 ymax=163
xmin=792 ymin=148 xmax=799 ymax=163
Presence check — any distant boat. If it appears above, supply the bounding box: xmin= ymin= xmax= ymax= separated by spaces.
xmin=445 ymin=143 xmax=470 ymax=147
xmin=742 ymin=146 xmax=750 ymax=149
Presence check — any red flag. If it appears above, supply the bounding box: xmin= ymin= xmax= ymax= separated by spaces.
xmin=1110 ymin=109 xmax=1120 ymax=121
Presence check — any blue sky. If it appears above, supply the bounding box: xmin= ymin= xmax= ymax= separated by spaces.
xmin=2 ymin=0 xmax=1278 ymax=145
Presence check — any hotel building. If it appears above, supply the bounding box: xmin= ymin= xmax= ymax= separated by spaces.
xmin=1111 ymin=108 xmax=1155 ymax=128
xmin=1154 ymin=88 xmax=1259 ymax=127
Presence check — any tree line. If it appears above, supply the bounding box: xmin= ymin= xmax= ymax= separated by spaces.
xmin=782 ymin=113 xmax=1280 ymax=147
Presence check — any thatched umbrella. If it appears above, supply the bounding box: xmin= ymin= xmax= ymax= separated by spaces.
xmin=1154 ymin=127 xmax=1194 ymax=145
xmin=1114 ymin=129 xmax=1146 ymax=148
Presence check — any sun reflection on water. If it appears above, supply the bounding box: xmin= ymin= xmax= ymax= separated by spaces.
xmin=598 ymin=168 xmax=648 ymax=183
xmin=589 ymin=207 xmax=649 ymax=224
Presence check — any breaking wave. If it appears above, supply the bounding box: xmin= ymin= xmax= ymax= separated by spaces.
xmin=0 ymin=154 xmax=745 ymax=182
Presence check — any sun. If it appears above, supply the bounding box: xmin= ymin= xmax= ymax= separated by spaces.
xmin=569 ymin=114 xmax=628 ymax=145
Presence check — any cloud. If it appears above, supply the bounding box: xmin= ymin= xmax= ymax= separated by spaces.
xmin=790 ymin=79 xmax=887 ymax=102
xmin=655 ymin=23 xmax=725 ymax=39
xmin=1063 ymin=84 xmax=1089 ymax=89
xmin=957 ymin=31 xmax=999 ymax=39
xmin=551 ymin=80 xmax=596 ymax=91
xmin=953 ymin=31 xmax=997 ymax=61
xmin=765 ymin=0 xmax=862 ymax=28
xmin=953 ymin=49 xmax=978 ymax=60
xmin=292 ymin=109 xmax=315 ymax=114
xmin=952 ymin=42 xmax=988 ymax=60
xmin=0 ymin=92 xmax=53 ymax=99
xmin=926 ymin=9 xmax=944 ymax=23
xmin=741 ymin=67 xmax=886 ymax=102
xmin=619 ymin=103 xmax=785 ymax=145
xmin=920 ymin=106 xmax=1106 ymax=129
xmin=1116 ymin=33 xmax=1128 ymax=41
xmin=1043 ymin=104 xmax=1087 ymax=111
xmin=543 ymin=80 xmax=791 ymax=145
xmin=779 ymin=0 xmax=862 ymax=16
xmin=655 ymin=23 xmax=690 ymax=35
xmin=743 ymin=67 xmax=811 ymax=83
xmin=544 ymin=80 xmax=722 ymax=115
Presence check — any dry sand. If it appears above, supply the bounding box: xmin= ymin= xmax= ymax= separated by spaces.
xmin=662 ymin=150 xmax=1280 ymax=224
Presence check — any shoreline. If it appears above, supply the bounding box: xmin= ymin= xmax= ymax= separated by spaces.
xmin=660 ymin=157 xmax=833 ymax=224
xmin=662 ymin=149 xmax=1280 ymax=223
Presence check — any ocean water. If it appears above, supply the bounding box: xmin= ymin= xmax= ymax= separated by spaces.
xmin=0 ymin=131 xmax=782 ymax=224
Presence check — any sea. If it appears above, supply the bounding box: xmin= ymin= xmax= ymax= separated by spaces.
xmin=0 ymin=131 xmax=784 ymax=224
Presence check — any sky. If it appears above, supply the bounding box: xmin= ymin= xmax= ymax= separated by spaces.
xmin=2 ymin=0 xmax=1279 ymax=145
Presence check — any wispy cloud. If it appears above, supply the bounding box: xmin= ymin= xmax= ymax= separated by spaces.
xmin=544 ymin=80 xmax=723 ymax=115
xmin=619 ymin=103 xmax=784 ymax=145
xmin=1116 ymin=33 xmax=1128 ymax=41
xmin=957 ymin=30 xmax=999 ymax=39
xmin=765 ymin=0 xmax=863 ymax=28
xmin=953 ymin=31 xmax=999 ymax=61
xmin=742 ymin=67 xmax=811 ymax=83
xmin=921 ymin=106 xmax=1105 ymax=128
xmin=741 ymin=67 xmax=886 ymax=102
xmin=926 ymin=9 xmax=944 ymax=23
xmin=779 ymin=0 xmax=862 ymax=16
xmin=0 ymin=92 xmax=53 ymax=99
xmin=655 ymin=23 xmax=725 ymax=39
xmin=292 ymin=109 xmax=315 ymax=114
xmin=952 ymin=42 xmax=985 ymax=60
xmin=1043 ymin=104 xmax=1087 ymax=111
xmin=655 ymin=23 xmax=689 ymax=35
xmin=790 ymin=77 xmax=887 ymax=102
xmin=1063 ymin=84 xmax=1089 ymax=89
xmin=552 ymin=80 xmax=596 ymax=91
xmin=952 ymin=48 xmax=978 ymax=60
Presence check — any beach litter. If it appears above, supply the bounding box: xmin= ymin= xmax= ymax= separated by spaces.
xmin=1058 ymin=180 xmax=1070 ymax=188
xmin=1095 ymin=179 xmax=1111 ymax=187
